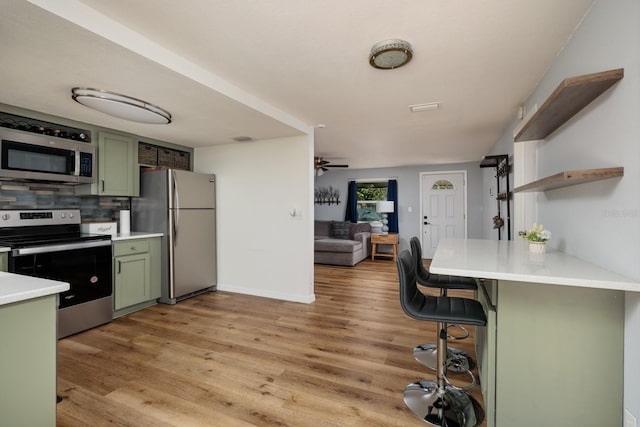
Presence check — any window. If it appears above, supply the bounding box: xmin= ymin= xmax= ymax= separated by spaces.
xmin=356 ymin=181 xmax=388 ymax=222
xmin=432 ymin=179 xmax=455 ymax=190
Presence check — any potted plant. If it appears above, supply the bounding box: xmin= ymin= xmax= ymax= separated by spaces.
xmin=520 ymin=223 xmax=552 ymax=253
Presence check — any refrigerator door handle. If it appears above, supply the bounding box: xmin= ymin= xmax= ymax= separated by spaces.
xmin=172 ymin=205 xmax=179 ymax=246
xmin=172 ymin=169 xmax=180 ymax=211
xmin=172 ymin=169 xmax=180 ymax=245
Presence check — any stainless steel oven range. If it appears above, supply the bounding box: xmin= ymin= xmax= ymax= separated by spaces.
xmin=0 ymin=209 xmax=112 ymax=338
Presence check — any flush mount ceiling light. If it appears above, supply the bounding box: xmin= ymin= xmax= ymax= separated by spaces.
xmin=71 ymin=87 xmax=172 ymax=124
xmin=369 ymin=39 xmax=413 ymax=69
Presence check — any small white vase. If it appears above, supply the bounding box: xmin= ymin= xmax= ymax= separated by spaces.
xmin=529 ymin=241 xmax=546 ymax=254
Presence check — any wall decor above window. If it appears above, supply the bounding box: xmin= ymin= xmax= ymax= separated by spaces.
xmin=315 ymin=186 xmax=341 ymax=205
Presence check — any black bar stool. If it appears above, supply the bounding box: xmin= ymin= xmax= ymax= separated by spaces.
xmin=397 ymin=250 xmax=486 ymax=426
xmin=411 ymin=237 xmax=478 ymax=339
xmin=410 ymin=237 xmax=478 ymax=378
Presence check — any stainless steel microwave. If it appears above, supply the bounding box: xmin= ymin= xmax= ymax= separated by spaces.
xmin=0 ymin=128 xmax=95 ymax=184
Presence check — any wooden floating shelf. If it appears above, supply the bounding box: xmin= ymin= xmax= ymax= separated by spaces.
xmin=514 ymin=167 xmax=623 ymax=193
xmin=514 ymin=68 xmax=624 ymax=142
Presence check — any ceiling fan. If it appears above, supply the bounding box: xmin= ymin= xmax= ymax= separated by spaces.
xmin=314 ymin=156 xmax=349 ymax=175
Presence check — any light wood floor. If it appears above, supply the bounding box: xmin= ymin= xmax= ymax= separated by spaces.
xmin=57 ymin=258 xmax=485 ymax=426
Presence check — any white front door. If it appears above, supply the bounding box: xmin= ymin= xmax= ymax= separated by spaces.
xmin=420 ymin=172 xmax=467 ymax=258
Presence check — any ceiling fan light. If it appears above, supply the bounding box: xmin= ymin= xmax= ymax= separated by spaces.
xmin=71 ymin=87 xmax=172 ymax=124
xmin=369 ymin=39 xmax=413 ymax=70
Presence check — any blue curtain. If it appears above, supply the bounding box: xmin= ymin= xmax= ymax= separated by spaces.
xmin=387 ymin=179 xmax=399 ymax=233
xmin=344 ymin=180 xmax=358 ymax=223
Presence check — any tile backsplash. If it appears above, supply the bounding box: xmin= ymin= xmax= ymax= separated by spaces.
xmin=0 ymin=180 xmax=129 ymax=223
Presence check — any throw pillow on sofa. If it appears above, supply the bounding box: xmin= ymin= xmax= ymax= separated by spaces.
xmin=330 ymin=221 xmax=351 ymax=239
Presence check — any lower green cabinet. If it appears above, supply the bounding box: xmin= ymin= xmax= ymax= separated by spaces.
xmin=114 ymin=252 xmax=150 ymax=309
xmin=0 ymin=295 xmax=57 ymax=425
xmin=112 ymin=237 xmax=161 ymax=317
xmin=0 ymin=252 xmax=7 ymax=271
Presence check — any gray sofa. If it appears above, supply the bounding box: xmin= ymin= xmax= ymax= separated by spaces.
xmin=314 ymin=220 xmax=371 ymax=266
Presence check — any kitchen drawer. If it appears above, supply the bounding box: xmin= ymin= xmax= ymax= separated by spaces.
xmin=113 ymin=239 xmax=150 ymax=256
xmin=138 ymin=142 xmax=158 ymax=166
xmin=371 ymin=233 xmax=398 ymax=244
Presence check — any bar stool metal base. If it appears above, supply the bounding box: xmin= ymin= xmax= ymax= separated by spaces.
xmin=403 ymin=380 xmax=484 ymax=427
xmin=413 ymin=344 xmax=475 ymax=372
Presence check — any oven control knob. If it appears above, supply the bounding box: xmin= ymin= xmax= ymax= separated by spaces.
xmin=60 ymin=212 xmax=66 ymax=218
xmin=1 ymin=213 xmax=10 ymax=221
xmin=69 ymin=212 xmax=74 ymax=219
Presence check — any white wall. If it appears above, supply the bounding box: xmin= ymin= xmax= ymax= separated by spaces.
xmin=194 ymin=135 xmax=315 ymax=303
xmin=314 ymin=162 xmax=484 ymax=253
xmin=486 ymin=0 xmax=640 ymax=418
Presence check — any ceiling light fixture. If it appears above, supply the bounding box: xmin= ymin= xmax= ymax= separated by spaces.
xmin=369 ymin=39 xmax=413 ymax=69
xmin=71 ymin=87 xmax=172 ymax=124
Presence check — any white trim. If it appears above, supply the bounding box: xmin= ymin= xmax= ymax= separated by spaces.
xmin=419 ymin=170 xmax=469 ymax=255
xmin=217 ymin=283 xmax=316 ymax=304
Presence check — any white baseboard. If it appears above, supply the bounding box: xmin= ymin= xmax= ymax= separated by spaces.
xmin=216 ymin=284 xmax=316 ymax=304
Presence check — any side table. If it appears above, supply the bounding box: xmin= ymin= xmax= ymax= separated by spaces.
xmin=371 ymin=233 xmax=399 ymax=261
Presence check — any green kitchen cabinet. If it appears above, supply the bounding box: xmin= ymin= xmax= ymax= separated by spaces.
xmin=98 ymin=132 xmax=137 ymax=196
xmin=76 ymin=131 xmax=138 ymax=197
xmin=0 ymin=295 xmax=58 ymax=426
xmin=0 ymin=252 xmax=7 ymax=271
xmin=475 ymin=279 xmax=623 ymax=427
xmin=112 ymin=237 xmax=161 ymax=317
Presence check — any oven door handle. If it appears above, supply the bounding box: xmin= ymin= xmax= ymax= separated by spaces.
xmin=11 ymin=240 xmax=111 ymax=256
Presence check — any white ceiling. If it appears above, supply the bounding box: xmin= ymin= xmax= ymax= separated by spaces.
xmin=0 ymin=0 xmax=593 ymax=169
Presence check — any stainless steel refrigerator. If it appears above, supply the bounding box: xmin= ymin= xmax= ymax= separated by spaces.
xmin=132 ymin=169 xmax=216 ymax=304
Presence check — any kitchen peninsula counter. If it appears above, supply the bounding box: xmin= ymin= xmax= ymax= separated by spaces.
xmin=430 ymin=238 xmax=639 ymax=291
xmin=0 ymin=271 xmax=69 ymax=306
xmin=430 ymin=238 xmax=635 ymax=427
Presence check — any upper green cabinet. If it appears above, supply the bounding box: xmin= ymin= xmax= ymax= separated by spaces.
xmin=75 ymin=131 xmax=138 ymax=196
xmin=98 ymin=132 xmax=137 ymax=196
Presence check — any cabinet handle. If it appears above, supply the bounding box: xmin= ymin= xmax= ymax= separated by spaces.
xmin=117 ymin=260 xmax=121 ymax=274
xmin=101 ymin=179 xmax=105 ymax=192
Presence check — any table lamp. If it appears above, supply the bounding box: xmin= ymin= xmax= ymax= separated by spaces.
xmin=376 ymin=201 xmax=394 ymax=234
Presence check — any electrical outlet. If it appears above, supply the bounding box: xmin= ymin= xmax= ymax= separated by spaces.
xmin=625 ymin=409 xmax=637 ymax=427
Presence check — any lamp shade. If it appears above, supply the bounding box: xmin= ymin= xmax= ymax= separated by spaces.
xmin=376 ymin=201 xmax=394 ymax=213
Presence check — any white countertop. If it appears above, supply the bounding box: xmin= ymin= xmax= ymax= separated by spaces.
xmin=0 ymin=247 xmax=9 ymax=253
xmin=111 ymin=232 xmax=163 ymax=241
xmin=430 ymin=238 xmax=640 ymax=292
xmin=0 ymin=272 xmax=70 ymax=306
